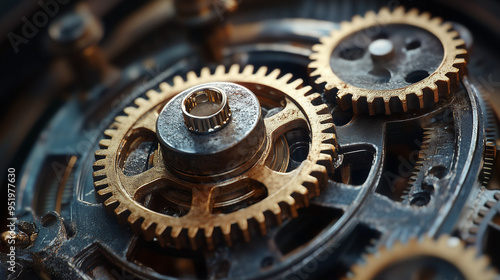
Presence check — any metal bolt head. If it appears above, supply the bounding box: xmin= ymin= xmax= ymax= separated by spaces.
xmin=369 ymin=39 xmax=395 ymax=60
xmin=181 ymin=87 xmax=232 ymax=133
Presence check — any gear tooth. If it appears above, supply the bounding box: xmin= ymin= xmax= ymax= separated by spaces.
xmin=436 ymin=76 xmax=451 ymax=96
xmin=351 ymin=14 xmax=363 ymax=24
xmin=339 ymin=21 xmax=351 ymax=31
xmin=254 ymin=212 xmax=267 ymax=235
xmin=350 ymin=94 xmax=359 ymax=111
xmin=173 ymin=76 xmax=184 ymax=86
xmin=95 ymin=180 xmax=109 ymax=193
xmin=322 ymin=34 xmax=335 ymax=44
xmin=377 ymin=7 xmax=392 ymax=20
xmin=415 ymin=91 xmax=425 ymax=109
xmin=103 ymin=197 xmax=119 ymax=208
xmin=400 ymin=97 xmax=408 ymax=112
xmin=171 ymin=227 xmax=182 ymax=239
xmin=237 ymin=220 xmax=251 ymax=242
xmin=430 ymin=16 xmax=443 ymax=26
xmin=280 ymin=73 xmax=294 ymax=84
xmin=298 ymin=85 xmax=313 ymax=97
xmin=317 ymin=153 xmax=333 ymax=174
xmin=383 ymin=97 xmax=391 ymax=115
xmin=309 ymin=48 xmax=320 ymax=57
xmin=128 ymin=213 xmax=141 ymax=226
xmin=159 ymin=82 xmax=172 ymax=92
xmin=303 ymin=173 xmax=320 ymax=193
xmin=242 ymin=64 xmax=254 ymax=75
xmin=187 ymin=71 xmax=197 ymax=81
xmin=268 ymin=68 xmax=281 ymax=80
xmin=115 ymin=206 xmax=131 ymax=225
xmin=94 ymin=150 xmax=108 ymax=161
xmin=154 ymin=224 xmax=169 ymax=247
xmin=424 ymin=85 xmax=439 ymax=103
xmin=406 ymin=8 xmax=419 ymax=17
xmin=292 ymin=188 xmax=310 ymax=209
xmin=278 ymin=196 xmax=297 ymax=218
xmin=255 ymin=66 xmax=268 ymax=77
xmin=104 ymin=129 xmax=117 ymax=138
xmin=145 ymin=89 xmax=158 ymax=101
xmin=455 ymin=47 xmax=468 ymax=56
xmin=134 ymin=97 xmax=147 ymax=107
xmin=229 ymin=64 xmax=241 ymax=75
xmin=187 ymin=227 xmax=198 ymax=238
xmin=221 ymin=224 xmax=232 ymax=246
xmin=200 ymin=67 xmax=211 ymax=78
xmin=364 ymin=10 xmax=377 ymax=20
xmin=318 ymin=114 xmax=333 ymax=125
xmin=114 ymin=116 xmax=128 ymax=124
xmin=440 ymin=22 xmax=453 ymax=32
xmin=93 ymin=168 xmax=106 ymax=178
xmin=288 ymin=78 xmax=303 ymax=89
xmin=93 ymin=158 xmax=107 ymax=169
xmin=367 ymin=98 xmax=376 ymax=116
xmin=188 ymin=228 xmax=200 ymax=250
xmin=309 ymin=68 xmax=321 ymax=78
xmin=204 ymin=227 xmax=215 ymax=250
xmin=453 ymin=58 xmax=467 ymax=74
xmin=271 ymin=204 xmax=281 ymax=217
xmin=123 ymin=106 xmax=136 ymax=116
xmin=96 ymin=185 xmax=111 ymax=195
xmin=295 ymin=184 xmax=309 ymax=196
xmin=420 ymin=11 xmax=431 ymax=21
xmin=268 ymin=204 xmax=283 ymax=226
xmin=215 ymin=65 xmax=227 ymax=76
xmin=313 ymin=104 xmax=328 ymax=116
xmin=306 ymin=92 xmax=320 ymax=101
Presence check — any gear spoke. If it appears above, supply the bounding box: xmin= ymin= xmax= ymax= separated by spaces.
xmin=118 ymin=166 xmax=167 ymax=198
xmin=248 ymin=165 xmax=297 ymax=194
xmin=265 ymin=98 xmax=307 ymax=139
xmin=132 ymin=110 xmax=159 ymax=133
xmin=186 ymin=188 xmax=215 ymax=217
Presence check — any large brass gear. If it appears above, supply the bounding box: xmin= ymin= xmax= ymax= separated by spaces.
xmin=92 ymin=64 xmax=337 ymax=250
xmin=309 ymin=7 xmax=468 ymax=115
xmin=345 ymin=235 xmax=496 ymax=280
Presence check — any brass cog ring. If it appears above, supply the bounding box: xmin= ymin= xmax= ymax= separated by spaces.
xmin=93 ymin=65 xmax=338 ymax=250
xmin=309 ymin=7 xmax=468 ymax=115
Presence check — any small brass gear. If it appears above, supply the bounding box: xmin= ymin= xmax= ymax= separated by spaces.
xmin=345 ymin=235 xmax=496 ymax=280
xmin=93 ymin=64 xmax=337 ymax=250
xmin=309 ymin=7 xmax=468 ymax=115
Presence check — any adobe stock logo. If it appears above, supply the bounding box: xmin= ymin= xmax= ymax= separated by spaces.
xmin=7 ymin=0 xmax=70 ymax=54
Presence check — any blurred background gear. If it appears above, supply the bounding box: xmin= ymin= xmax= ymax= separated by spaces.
xmin=1 ymin=0 xmax=500 ymax=279
xmin=309 ymin=7 xmax=468 ymax=115
xmin=346 ymin=235 xmax=496 ymax=280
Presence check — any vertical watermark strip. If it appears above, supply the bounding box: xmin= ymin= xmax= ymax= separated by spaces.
xmin=6 ymin=168 xmax=17 ymax=274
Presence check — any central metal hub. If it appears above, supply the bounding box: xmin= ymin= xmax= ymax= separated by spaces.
xmin=181 ymin=87 xmax=231 ymax=133
xmin=156 ymin=82 xmax=265 ymax=179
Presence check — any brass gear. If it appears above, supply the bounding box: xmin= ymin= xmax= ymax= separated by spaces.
xmin=309 ymin=7 xmax=468 ymax=115
xmin=93 ymin=64 xmax=337 ymax=250
xmin=345 ymin=235 xmax=496 ymax=280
